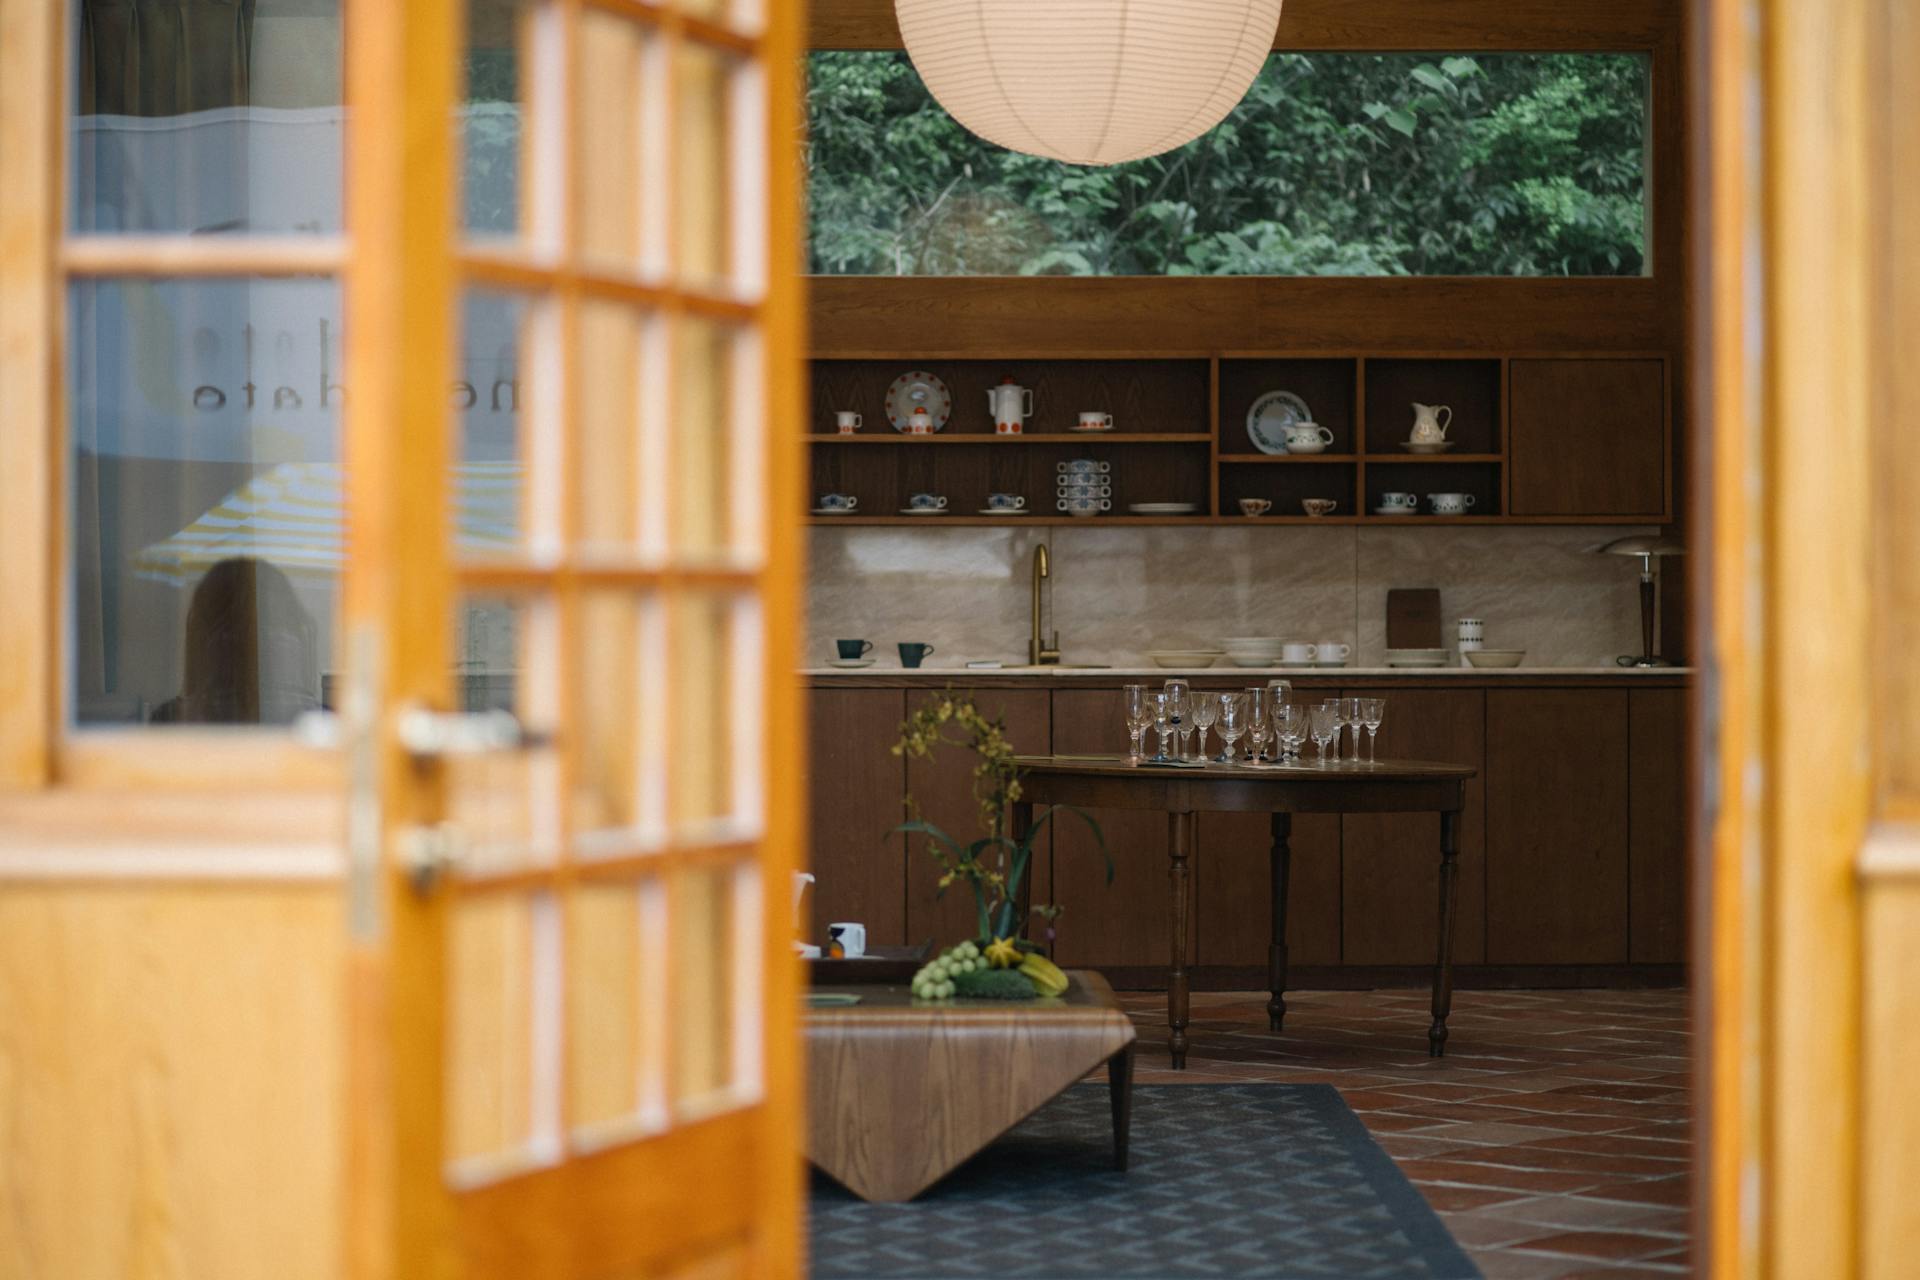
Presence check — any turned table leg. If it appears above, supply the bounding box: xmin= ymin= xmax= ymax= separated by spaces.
xmin=1429 ymin=809 xmax=1461 ymax=1057
xmin=1107 ymin=1043 xmax=1135 ymax=1170
xmin=1268 ymin=810 xmax=1292 ymax=1032
xmin=1167 ymin=810 xmax=1194 ymax=1069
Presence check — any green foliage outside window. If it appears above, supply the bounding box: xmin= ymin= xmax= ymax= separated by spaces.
xmin=806 ymin=51 xmax=1649 ymax=277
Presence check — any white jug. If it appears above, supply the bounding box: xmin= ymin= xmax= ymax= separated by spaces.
xmin=987 ymin=377 xmax=1034 ymax=434
xmin=1410 ymin=402 xmax=1453 ymax=443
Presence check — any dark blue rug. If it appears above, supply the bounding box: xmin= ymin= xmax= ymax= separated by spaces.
xmin=810 ymin=1083 xmax=1480 ymax=1280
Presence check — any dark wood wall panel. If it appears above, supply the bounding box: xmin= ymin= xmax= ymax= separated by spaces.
xmin=1629 ymin=688 xmax=1688 ymax=963
xmin=811 ymin=0 xmax=1679 ymax=52
xmin=1485 ymin=690 xmax=1632 ymax=964
xmin=1048 ymin=690 xmax=1195 ymax=967
xmin=903 ymin=688 xmax=1053 ymax=947
xmin=807 ymin=689 xmax=907 ymax=944
xmin=1198 ymin=812 xmax=1342 ymax=966
xmin=1341 ymin=688 xmax=1488 ymax=965
xmin=1509 ymin=358 xmax=1668 ymax=516
xmin=811 ymin=278 xmax=1669 ymax=358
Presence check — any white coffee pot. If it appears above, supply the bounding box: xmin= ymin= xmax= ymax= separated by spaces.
xmin=1410 ymin=402 xmax=1453 ymax=444
xmin=987 ymin=377 xmax=1034 ymax=433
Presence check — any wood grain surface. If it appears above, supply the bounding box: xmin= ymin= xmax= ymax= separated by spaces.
xmin=807 ymin=688 xmax=907 ymax=944
xmin=1485 ymin=690 xmax=1631 ymax=963
xmin=805 ymin=971 xmax=1135 ymax=1201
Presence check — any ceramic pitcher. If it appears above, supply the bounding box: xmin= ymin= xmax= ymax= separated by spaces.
xmin=986 ymin=376 xmax=1034 ymax=435
xmin=1410 ymin=402 xmax=1453 ymax=443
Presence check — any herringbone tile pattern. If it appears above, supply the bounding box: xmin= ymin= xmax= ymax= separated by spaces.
xmin=1113 ymin=988 xmax=1693 ymax=1280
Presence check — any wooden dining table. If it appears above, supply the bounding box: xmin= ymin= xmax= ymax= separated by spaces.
xmin=1012 ymin=753 xmax=1478 ymax=1068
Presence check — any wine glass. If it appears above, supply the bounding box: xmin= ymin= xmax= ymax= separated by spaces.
xmin=1273 ymin=702 xmax=1304 ymax=760
xmin=1217 ymin=692 xmax=1247 ymax=763
xmin=1361 ymin=696 xmax=1386 ymax=764
xmin=1345 ymin=697 xmax=1366 ymax=760
xmin=1163 ymin=679 xmax=1190 ymax=761
xmin=1244 ymin=687 xmax=1271 ymax=763
xmin=1319 ymin=698 xmax=1343 ymax=762
xmin=1310 ymin=703 xmax=1340 ymax=765
xmin=1285 ymin=704 xmax=1312 ymax=759
xmin=1123 ymin=684 xmax=1151 ymax=764
xmin=1190 ymin=693 xmax=1220 ymax=762
xmin=1150 ymin=691 xmax=1174 ymax=761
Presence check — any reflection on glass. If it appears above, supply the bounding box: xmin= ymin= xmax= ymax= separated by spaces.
xmin=70 ymin=276 xmax=340 ymax=725
xmin=458 ymin=290 xmax=529 ymax=552
xmin=71 ymin=0 xmax=344 ymax=235
xmin=808 ymin=51 xmax=1651 ymax=277
xmin=465 ymin=0 xmax=530 ymax=236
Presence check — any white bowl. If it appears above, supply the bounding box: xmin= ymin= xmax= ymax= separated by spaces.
xmin=1465 ymin=649 xmax=1526 ymax=668
xmin=1219 ymin=637 xmax=1285 ymax=650
xmin=1146 ymin=650 xmax=1223 ymax=669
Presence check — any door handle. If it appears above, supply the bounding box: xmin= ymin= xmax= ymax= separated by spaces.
xmin=396 ymin=705 xmax=544 ymax=757
xmin=398 ymin=822 xmax=466 ymax=894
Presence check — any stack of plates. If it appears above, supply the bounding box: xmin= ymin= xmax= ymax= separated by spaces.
xmin=1385 ymin=648 xmax=1450 ymax=668
xmin=1219 ymin=636 xmax=1284 ymax=668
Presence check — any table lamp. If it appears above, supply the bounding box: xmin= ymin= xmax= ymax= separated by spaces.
xmin=1596 ymin=536 xmax=1685 ymax=666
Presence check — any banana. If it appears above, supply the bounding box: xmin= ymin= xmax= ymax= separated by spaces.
xmin=1018 ymin=951 xmax=1070 ymax=997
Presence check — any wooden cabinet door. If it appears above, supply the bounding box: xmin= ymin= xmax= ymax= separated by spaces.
xmin=904 ymin=688 xmax=1053 ymax=947
xmin=1341 ymin=688 xmax=1488 ymax=966
xmin=1049 ymin=689 xmax=1193 ymax=968
xmin=807 ymin=688 xmax=906 ymax=945
xmin=1629 ymin=688 xmax=1688 ymax=963
xmin=1485 ymin=690 xmax=1631 ymax=964
xmin=1509 ymin=358 xmax=1668 ymax=518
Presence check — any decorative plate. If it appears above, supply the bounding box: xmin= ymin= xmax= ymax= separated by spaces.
xmin=1246 ymin=390 xmax=1314 ymax=455
xmin=884 ymin=370 xmax=952 ymax=433
xmin=1127 ymin=502 xmax=1200 ymax=515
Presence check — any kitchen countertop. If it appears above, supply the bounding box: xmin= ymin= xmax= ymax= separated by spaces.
xmin=803 ymin=664 xmax=1692 ymax=681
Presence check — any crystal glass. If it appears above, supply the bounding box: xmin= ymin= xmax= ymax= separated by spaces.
xmin=1123 ymin=684 xmax=1151 ymax=764
xmin=1162 ymin=680 xmax=1190 ymax=761
xmin=1217 ymin=692 xmax=1247 ymax=763
xmin=1318 ymin=698 xmax=1344 ymax=762
xmin=1243 ymin=687 xmax=1270 ymax=762
xmin=1272 ymin=702 xmax=1305 ymax=759
xmin=1310 ymin=703 xmax=1340 ymax=765
xmin=1190 ymin=693 xmax=1220 ymax=761
xmin=1361 ymin=696 xmax=1386 ymax=763
xmin=1345 ymin=697 xmax=1366 ymax=760
xmin=1151 ymin=691 xmax=1174 ymax=761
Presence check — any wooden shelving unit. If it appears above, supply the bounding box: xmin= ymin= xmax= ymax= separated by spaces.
xmin=807 ymin=352 xmax=1669 ymax=527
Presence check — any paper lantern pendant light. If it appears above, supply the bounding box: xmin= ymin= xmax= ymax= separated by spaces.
xmin=895 ymin=0 xmax=1285 ymax=167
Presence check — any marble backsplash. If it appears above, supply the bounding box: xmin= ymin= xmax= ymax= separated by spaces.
xmin=807 ymin=524 xmax=1659 ymax=669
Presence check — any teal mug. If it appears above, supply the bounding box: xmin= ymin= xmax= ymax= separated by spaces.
xmin=836 ymin=639 xmax=873 ymax=660
xmin=897 ymin=642 xmax=935 ymax=668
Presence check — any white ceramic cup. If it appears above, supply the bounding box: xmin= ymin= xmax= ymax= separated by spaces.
xmin=1060 ymin=497 xmax=1110 ymax=516
xmin=827 ymin=922 xmax=866 ymax=959
xmin=1316 ymin=642 xmax=1352 ymax=663
xmin=1057 ymin=459 xmax=1110 ymax=474
xmin=1284 ymin=424 xmax=1336 ymax=453
xmin=1077 ymin=411 xmax=1114 ymax=430
xmin=987 ymin=493 xmax=1026 ymax=510
xmin=819 ymin=493 xmax=858 ymax=511
xmin=1280 ymin=641 xmax=1319 ymax=664
xmin=1427 ymin=492 xmax=1476 ymax=514
xmin=1058 ymin=482 xmax=1111 ymax=499
xmin=1380 ymin=492 xmax=1419 ymax=510
xmin=835 ymin=410 xmax=862 ymax=435
xmin=908 ymin=493 xmax=948 ymax=510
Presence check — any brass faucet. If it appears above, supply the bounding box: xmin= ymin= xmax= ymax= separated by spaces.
xmin=1029 ymin=543 xmax=1060 ymax=666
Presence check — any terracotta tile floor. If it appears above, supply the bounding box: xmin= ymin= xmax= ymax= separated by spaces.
xmin=1113 ymin=987 xmax=1693 ymax=1279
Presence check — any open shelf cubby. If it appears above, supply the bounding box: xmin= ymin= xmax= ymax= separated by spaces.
xmin=807 ymin=351 xmax=1659 ymax=526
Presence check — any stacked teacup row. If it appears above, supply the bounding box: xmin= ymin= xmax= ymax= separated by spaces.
xmin=1057 ymin=458 xmax=1112 ymax=517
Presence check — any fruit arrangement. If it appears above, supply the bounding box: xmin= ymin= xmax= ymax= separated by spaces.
xmin=910 ymin=938 xmax=1071 ymax=1001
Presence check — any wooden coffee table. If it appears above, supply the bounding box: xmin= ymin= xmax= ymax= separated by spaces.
xmin=805 ymin=970 xmax=1137 ymax=1202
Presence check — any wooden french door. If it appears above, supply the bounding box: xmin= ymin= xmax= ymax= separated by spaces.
xmin=342 ymin=0 xmax=804 ymax=1277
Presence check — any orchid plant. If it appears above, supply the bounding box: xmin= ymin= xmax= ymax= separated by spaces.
xmin=891 ymin=691 xmax=1110 ymax=945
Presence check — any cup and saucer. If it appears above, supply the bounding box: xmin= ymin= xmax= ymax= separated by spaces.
xmin=812 ymin=493 xmax=860 ymax=516
xmin=899 ymin=493 xmax=950 ymax=516
xmin=1372 ymin=491 xmax=1419 ymax=517
xmin=828 ymin=639 xmax=876 ymax=669
xmin=977 ymin=492 xmax=1029 ymax=516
